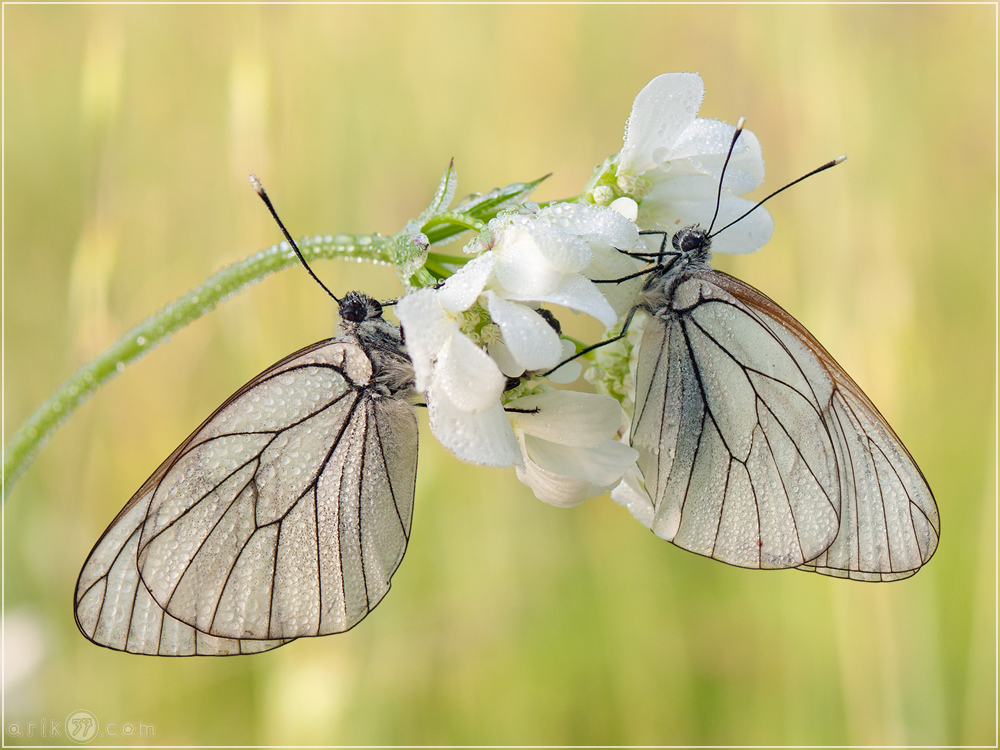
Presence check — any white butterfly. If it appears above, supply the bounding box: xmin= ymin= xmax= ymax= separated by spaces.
xmin=619 ymin=226 xmax=940 ymax=581
xmin=74 ymin=292 xmax=419 ymax=655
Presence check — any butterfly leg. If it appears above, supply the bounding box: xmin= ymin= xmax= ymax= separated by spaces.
xmin=540 ymin=306 xmax=641 ymax=377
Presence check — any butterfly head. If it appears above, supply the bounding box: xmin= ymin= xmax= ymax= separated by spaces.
xmin=338 ymin=291 xmax=384 ymax=325
xmin=645 ymin=225 xmax=712 ymax=280
xmin=671 ymin=226 xmax=712 ymax=264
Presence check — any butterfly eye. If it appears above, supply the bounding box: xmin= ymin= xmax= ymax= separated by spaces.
xmin=672 ymin=227 xmax=711 ymax=256
xmin=339 ymin=293 xmax=370 ymax=323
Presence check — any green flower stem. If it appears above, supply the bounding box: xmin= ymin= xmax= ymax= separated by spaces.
xmin=3 ymin=232 xmax=394 ymax=498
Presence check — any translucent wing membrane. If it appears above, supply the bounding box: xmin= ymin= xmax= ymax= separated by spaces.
xmin=714 ymin=273 xmax=939 ymax=580
xmin=630 ymin=269 xmax=939 ymax=579
xmin=632 ymin=276 xmax=841 ymax=569
xmin=75 ymin=339 xmax=418 ymax=654
xmin=75 ymin=486 xmax=290 ymax=655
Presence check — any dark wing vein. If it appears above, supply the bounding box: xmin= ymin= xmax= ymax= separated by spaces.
xmin=701 ymin=298 xmax=832 ymax=416
xmin=168 ymin=468 xmax=258 ymax=620
xmin=371 ymin=404 xmax=408 ymax=541
xmin=312 ymin=484 xmax=322 ymax=636
xmin=357 ymin=400 xmax=371 ymax=611
xmin=140 ymin=383 xmax=357 ymax=555
xmin=708 ymin=448 xmax=733 ymax=558
xmin=679 ymin=318 xmax=739 ymax=459
xmin=678 ymin=409 xmax=708 ymax=538
xmin=173 ymin=387 xmax=365 ymax=638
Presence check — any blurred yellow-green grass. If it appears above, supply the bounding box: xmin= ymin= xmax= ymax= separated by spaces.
xmin=4 ymin=4 xmax=993 ymax=746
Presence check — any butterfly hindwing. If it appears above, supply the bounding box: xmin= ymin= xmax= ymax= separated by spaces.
xmin=712 ymin=271 xmax=940 ymax=580
xmin=75 ymin=338 xmax=418 ymax=653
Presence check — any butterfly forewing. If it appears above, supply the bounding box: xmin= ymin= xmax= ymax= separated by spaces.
xmin=632 ymin=273 xmax=842 ymax=570
xmin=75 ymin=336 xmax=418 ymax=653
xmin=712 ymin=271 xmax=940 ymax=580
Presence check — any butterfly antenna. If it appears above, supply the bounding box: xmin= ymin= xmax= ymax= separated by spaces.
xmin=709 ymin=155 xmax=847 ymax=239
xmin=250 ymin=174 xmax=340 ymax=303
xmin=707 ymin=116 xmax=747 ymax=235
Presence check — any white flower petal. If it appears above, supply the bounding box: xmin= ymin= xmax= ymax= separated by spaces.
xmin=547 ymin=362 xmax=582 ymax=384
xmin=502 ymin=274 xmax=619 ymax=329
xmin=615 ymin=74 xmax=769 ymax=256
xmin=492 ymin=226 xmax=566 ymax=297
xmin=620 ymin=72 xmax=704 ymax=175
xmin=666 ymin=117 xmax=739 ymax=161
xmin=438 ymin=253 xmax=495 ymax=313
xmin=517 ymin=436 xmax=637 ymax=507
xmin=438 ymin=332 xmax=506 ymax=412
xmin=395 ymin=289 xmax=453 ymax=393
xmin=583 ymin=243 xmax=646 ymax=322
xmin=667 ymin=124 xmax=765 ymax=195
xmin=488 ymin=338 xmax=525 ymax=378
xmin=528 ymin=227 xmax=593 ymax=274
xmin=514 ymin=454 xmax=594 ymax=508
xmin=428 ymin=380 xmax=521 ymax=466
xmin=525 ymin=435 xmax=637 ymax=485
xmin=719 ymin=129 xmax=766 ymax=194
xmin=506 ymin=390 xmax=623 ymax=447
xmin=483 ymin=203 xmax=640 ymax=332
xmin=639 ymin=180 xmax=773 ymax=255
xmin=515 ymin=458 xmax=598 ymax=508
xmin=610 ymin=196 xmax=638 ymax=222
xmin=645 ymin=169 xmax=723 ymax=204
xmin=493 ymin=222 xmax=593 ymax=285
xmin=708 ymin=199 xmax=773 ymax=255
xmin=485 ymin=293 xmax=562 ymax=371
xmin=540 ymin=203 xmax=640 ymax=253
xmin=610 ymin=464 xmax=654 ymax=528
xmin=546 ymin=341 xmax=582 ymax=384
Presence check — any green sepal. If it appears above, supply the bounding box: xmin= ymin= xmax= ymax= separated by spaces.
xmin=423 ymin=173 xmax=549 ymax=246
xmin=418 ymin=159 xmax=459 ymax=223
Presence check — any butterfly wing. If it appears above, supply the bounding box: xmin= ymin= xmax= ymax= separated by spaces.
xmin=75 ymin=484 xmax=290 ymax=655
xmin=75 ymin=339 xmax=418 ymax=653
xmin=631 ymin=272 xmax=842 ymax=569
xmin=714 ymin=272 xmax=939 ymax=581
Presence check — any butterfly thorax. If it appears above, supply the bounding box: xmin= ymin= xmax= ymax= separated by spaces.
xmin=639 ymin=225 xmax=713 ymax=316
xmin=337 ymin=291 xmax=415 ymax=396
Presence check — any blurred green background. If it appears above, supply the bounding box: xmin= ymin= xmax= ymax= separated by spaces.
xmin=4 ymin=4 xmax=994 ymax=746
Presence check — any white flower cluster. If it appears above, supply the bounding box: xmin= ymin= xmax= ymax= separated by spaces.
xmin=396 ymin=201 xmax=642 ymax=507
xmin=397 ymin=71 xmax=771 ymax=512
